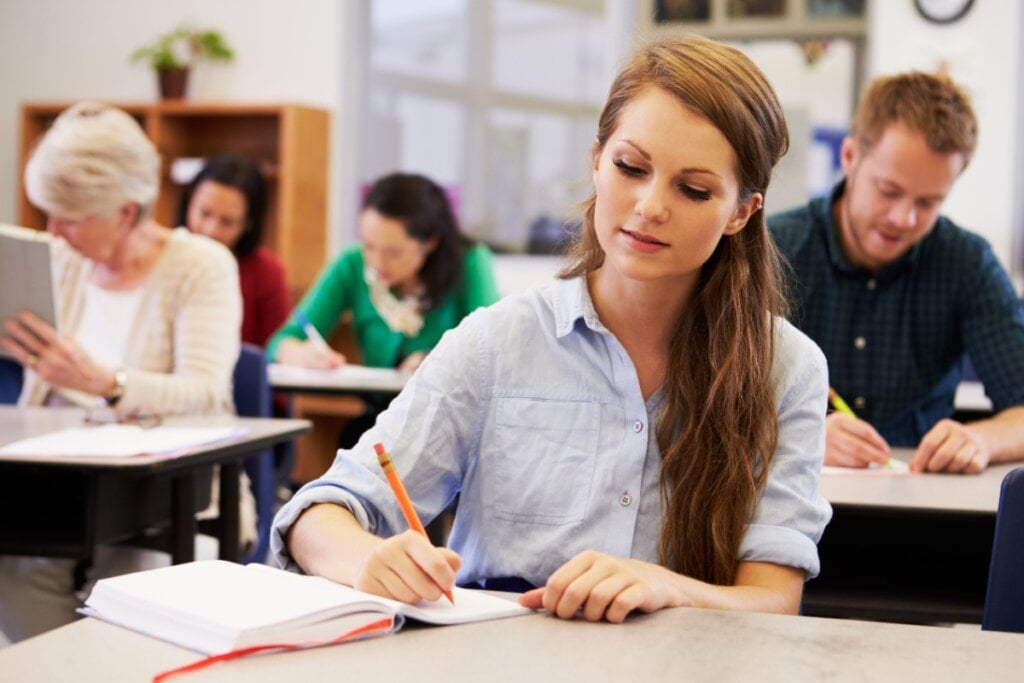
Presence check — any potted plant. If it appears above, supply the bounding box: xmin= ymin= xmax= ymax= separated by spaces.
xmin=131 ymin=26 xmax=234 ymax=100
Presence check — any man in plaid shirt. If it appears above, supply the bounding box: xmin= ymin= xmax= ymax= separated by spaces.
xmin=769 ymin=71 xmax=1024 ymax=474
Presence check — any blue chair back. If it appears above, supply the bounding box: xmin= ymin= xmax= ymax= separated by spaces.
xmin=234 ymin=343 xmax=275 ymax=564
xmin=982 ymin=467 xmax=1024 ymax=632
xmin=0 ymin=357 xmax=23 ymax=404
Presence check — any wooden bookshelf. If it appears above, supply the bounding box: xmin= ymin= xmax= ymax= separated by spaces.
xmin=18 ymin=101 xmax=330 ymax=294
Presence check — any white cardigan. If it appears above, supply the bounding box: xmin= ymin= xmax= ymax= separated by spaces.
xmin=20 ymin=227 xmax=241 ymax=415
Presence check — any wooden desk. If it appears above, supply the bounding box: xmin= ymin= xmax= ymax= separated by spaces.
xmin=808 ymin=449 xmax=1017 ymax=623
xmin=0 ymin=407 xmax=308 ymax=564
xmin=1 ymin=603 xmax=1021 ymax=681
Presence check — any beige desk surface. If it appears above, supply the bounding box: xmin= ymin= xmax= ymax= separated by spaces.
xmin=1 ymin=604 xmax=1022 ymax=682
xmin=820 ymin=448 xmax=1018 ymax=514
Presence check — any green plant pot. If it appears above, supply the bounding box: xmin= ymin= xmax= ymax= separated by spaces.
xmin=158 ymin=67 xmax=189 ymax=100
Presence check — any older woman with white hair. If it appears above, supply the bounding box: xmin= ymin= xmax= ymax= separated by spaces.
xmin=0 ymin=101 xmax=249 ymax=642
xmin=4 ymin=101 xmax=240 ymax=412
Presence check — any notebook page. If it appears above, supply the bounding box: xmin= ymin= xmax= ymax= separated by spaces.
xmin=821 ymin=459 xmax=911 ymax=476
xmin=399 ymin=586 xmax=534 ymax=625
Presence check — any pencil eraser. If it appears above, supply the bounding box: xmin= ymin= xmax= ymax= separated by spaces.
xmin=373 ymin=442 xmax=385 ymax=456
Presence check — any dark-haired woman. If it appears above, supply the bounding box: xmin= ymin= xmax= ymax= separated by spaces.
xmin=179 ymin=152 xmax=291 ymax=348
xmin=267 ymin=172 xmax=499 ymax=374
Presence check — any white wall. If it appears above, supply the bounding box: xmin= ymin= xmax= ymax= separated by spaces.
xmin=868 ymin=2 xmax=1024 ymax=276
xmin=3 ymin=2 xmax=1023 ymax=273
xmin=0 ymin=0 xmax=345 ymax=250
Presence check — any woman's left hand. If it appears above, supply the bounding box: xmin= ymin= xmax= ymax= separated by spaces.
xmin=398 ymin=351 xmax=427 ymax=373
xmin=519 ymin=550 xmax=692 ymax=623
xmin=2 ymin=311 xmax=115 ymax=397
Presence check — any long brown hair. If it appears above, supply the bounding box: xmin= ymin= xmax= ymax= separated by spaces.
xmin=561 ymin=35 xmax=790 ymax=585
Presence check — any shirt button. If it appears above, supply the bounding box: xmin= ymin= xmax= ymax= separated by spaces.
xmin=854 ymin=336 xmax=866 ymax=350
xmin=854 ymin=396 xmax=866 ymax=409
xmin=619 ymin=493 xmax=632 ymax=506
xmin=632 ymin=420 xmax=644 ymax=433
xmin=867 ymin=279 xmax=877 ymax=291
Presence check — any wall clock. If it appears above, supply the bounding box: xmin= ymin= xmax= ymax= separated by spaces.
xmin=914 ymin=0 xmax=975 ymax=24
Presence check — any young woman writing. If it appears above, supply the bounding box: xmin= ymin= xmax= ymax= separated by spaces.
xmin=272 ymin=35 xmax=830 ymax=621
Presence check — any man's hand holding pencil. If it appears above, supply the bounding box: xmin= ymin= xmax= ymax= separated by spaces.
xmin=824 ymin=387 xmax=892 ymax=468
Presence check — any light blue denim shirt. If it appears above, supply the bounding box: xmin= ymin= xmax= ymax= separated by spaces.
xmin=271 ymin=276 xmax=832 ymax=584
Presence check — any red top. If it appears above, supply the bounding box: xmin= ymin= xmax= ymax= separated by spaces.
xmin=237 ymin=247 xmax=291 ymax=347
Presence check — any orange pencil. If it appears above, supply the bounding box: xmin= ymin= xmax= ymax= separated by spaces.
xmin=373 ymin=442 xmax=454 ymax=604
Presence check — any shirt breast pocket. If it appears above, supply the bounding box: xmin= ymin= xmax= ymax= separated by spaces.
xmin=489 ymin=397 xmax=599 ymax=526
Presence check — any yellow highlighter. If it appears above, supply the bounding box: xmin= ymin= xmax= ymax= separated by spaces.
xmin=828 ymin=387 xmax=894 ymax=469
xmin=827 ymin=387 xmax=855 ymax=417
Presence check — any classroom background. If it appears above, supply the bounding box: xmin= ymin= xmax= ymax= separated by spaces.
xmin=2 ymin=0 xmax=1024 ymax=668
xmin=0 ymin=0 xmax=1022 ymax=291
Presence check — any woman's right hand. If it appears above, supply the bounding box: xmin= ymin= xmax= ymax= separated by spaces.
xmin=276 ymin=338 xmax=346 ymax=369
xmin=355 ymin=529 xmax=461 ymax=604
xmin=2 ymin=311 xmax=116 ymax=397
xmin=289 ymin=505 xmax=461 ymax=605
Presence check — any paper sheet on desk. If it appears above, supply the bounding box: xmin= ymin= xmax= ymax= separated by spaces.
xmin=267 ymin=363 xmax=408 ymax=390
xmin=821 ymin=459 xmax=911 ymax=476
xmin=0 ymin=424 xmax=247 ymax=458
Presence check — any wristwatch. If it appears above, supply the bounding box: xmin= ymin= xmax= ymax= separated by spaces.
xmin=105 ymin=368 xmax=128 ymax=407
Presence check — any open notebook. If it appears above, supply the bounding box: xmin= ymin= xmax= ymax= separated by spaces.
xmin=82 ymin=560 xmax=533 ymax=656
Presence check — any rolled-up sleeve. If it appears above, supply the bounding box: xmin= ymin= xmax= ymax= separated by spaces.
xmin=270 ymin=310 xmax=490 ymax=571
xmin=738 ymin=321 xmax=832 ymax=578
xmin=270 ymin=479 xmax=377 ymax=572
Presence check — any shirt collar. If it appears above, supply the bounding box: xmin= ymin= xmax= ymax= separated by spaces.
xmin=824 ymin=179 xmax=922 ymax=278
xmin=552 ymin=275 xmax=607 ymax=338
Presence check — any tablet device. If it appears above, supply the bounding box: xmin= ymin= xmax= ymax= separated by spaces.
xmin=0 ymin=223 xmax=58 ymax=358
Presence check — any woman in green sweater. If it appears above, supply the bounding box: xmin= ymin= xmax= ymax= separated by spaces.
xmin=268 ymin=173 xmax=499 ymax=373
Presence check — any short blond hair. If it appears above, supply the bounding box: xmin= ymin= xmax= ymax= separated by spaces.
xmin=852 ymin=72 xmax=978 ymax=169
xmin=24 ymin=101 xmax=160 ymax=219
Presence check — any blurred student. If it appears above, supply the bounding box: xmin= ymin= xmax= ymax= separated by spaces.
xmin=272 ymin=36 xmax=831 ymax=622
xmin=178 ymin=152 xmax=290 ymax=348
xmin=0 ymin=102 xmax=249 ymax=642
xmin=769 ymin=72 xmax=1024 ymax=474
xmin=267 ymin=172 xmax=499 ymax=375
